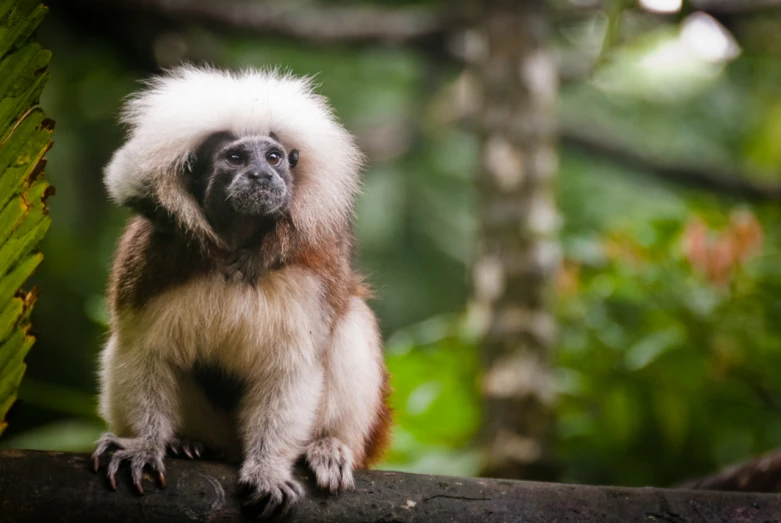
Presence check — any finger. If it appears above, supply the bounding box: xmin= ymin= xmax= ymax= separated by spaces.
xmin=241 ymin=490 xmax=269 ymax=507
xmin=107 ymin=452 xmax=124 ymax=491
xmin=278 ymin=485 xmax=300 ymax=517
xmin=131 ymin=458 xmax=145 ymax=495
xmin=94 ymin=433 xmax=121 ymax=453
xmin=153 ymin=457 xmax=167 ymax=489
xmin=92 ymin=433 xmax=121 ymax=472
xmin=287 ymin=479 xmax=305 ymax=498
xmin=341 ymin=466 xmax=355 ymax=491
xmin=259 ymin=491 xmax=283 ymax=520
xmin=330 ymin=465 xmax=340 ymax=493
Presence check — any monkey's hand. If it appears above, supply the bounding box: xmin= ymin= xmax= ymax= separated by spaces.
xmin=238 ymin=462 xmax=304 ymax=519
xmin=305 ymin=437 xmax=355 ymax=493
xmin=91 ymin=432 xmax=167 ymax=495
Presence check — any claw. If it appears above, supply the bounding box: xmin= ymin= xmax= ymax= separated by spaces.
xmin=94 ymin=433 xmax=167 ymax=494
xmin=239 ymin=476 xmax=300 ymax=520
xmin=183 ymin=446 xmax=194 ymax=459
xmin=194 ymin=446 xmax=201 ymax=458
xmin=259 ymin=503 xmax=278 ymax=520
xmin=280 ymin=503 xmax=294 ymax=517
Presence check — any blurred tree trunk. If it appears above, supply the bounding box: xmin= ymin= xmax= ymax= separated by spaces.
xmin=466 ymin=0 xmax=560 ymax=480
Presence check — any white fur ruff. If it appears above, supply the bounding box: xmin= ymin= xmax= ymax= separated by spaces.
xmin=103 ymin=65 xmax=364 ymax=243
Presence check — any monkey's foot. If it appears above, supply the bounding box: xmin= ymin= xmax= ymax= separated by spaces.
xmin=305 ymin=437 xmax=355 ymax=493
xmin=238 ymin=463 xmax=304 ymax=519
xmin=91 ymin=432 xmax=166 ymax=495
xmin=168 ymin=437 xmax=205 ymax=459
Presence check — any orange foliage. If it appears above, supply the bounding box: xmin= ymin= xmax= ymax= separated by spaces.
xmin=556 ymin=259 xmax=581 ymax=296
xmin=682 ymin=210 xmax=763 ymax=286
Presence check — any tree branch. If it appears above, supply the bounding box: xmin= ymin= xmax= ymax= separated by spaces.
xmin=561 ymin=128 xmax=781 ymax=203
xmin=690 ymin=0 xmax=781 ymax=15
xmin=85 ymin=0 xmax=781 ymax=48
xmin=3 ymin=449 xmax=781 ymax=522
xmin=679 ymin=448 xmax=781 ymax=492
xmin=94 ymin=0 xmax=448 ymax=45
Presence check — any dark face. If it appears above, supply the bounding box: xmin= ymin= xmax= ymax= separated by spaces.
xmin=191 ymin=133 xmax=295 ymax=221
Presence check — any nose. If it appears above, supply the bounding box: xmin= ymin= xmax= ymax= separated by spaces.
xmin=246 ymin=170 xmax=274 ymax=182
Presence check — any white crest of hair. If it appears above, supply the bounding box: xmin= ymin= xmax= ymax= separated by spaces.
xmin=104 ymin=64 xmax=365 ymax=243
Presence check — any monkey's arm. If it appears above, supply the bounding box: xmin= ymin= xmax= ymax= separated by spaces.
xmin=93 ymin=336 xmax=182 ymax=493
xmin=236 ymin=359 xmax=323 ymax=518
xmin=307 ymin=297 xmax=390 ymax=492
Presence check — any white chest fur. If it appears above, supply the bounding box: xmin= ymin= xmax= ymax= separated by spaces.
xmin=115 ymin=267 xmax=328 ymax=376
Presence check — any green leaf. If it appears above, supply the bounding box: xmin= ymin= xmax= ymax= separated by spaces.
xmin=0 ymin=0 xmax=52 ymax=437
xmin=0 ymin=419 xmax=105 ymax=452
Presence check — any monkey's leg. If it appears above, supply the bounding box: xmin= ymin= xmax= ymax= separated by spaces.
xmin=236 ymin=361 xmax=323 ymax=518
xmin=169 ymin=368 xmax=243 ymax=462
xmin=93 ymin=337 xmax=181 ymax=494
xmin=306 ymin=297 xmax=386 ymax=493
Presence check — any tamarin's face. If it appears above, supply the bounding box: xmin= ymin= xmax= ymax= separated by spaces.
xmin=189 ymin=132 xmax=299 ymax=223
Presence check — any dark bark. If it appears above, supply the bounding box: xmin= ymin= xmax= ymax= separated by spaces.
xmin=86 ymin=0 xmax=448 ymax=45
xmin=468 ymin=0 xmax=559 ymax=481
xmin=3 ymin=450 xmax=781 ymax=522
xmin=690 ymin=0 xmax=781 ymax=14
xmin=679 ymin=448 xmax=781 ymax=493
xmin=67 ymin=0 xmax=781 ymax=48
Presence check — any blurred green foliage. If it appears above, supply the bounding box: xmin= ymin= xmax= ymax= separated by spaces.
xmin=555 ymin=163 xmax=781 ymax=486
xmin=2 ymin=0 xmax=781 ymax=490
xmin=0 ymin=0 xmax=52 ymax=436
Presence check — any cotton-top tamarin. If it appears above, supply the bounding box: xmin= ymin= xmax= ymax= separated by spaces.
xmin=92 ymin=65 xmax=392 ymax=518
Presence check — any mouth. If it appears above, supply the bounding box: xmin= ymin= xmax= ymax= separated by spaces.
xmin=227 ymin=182 xmax=288 ymax=216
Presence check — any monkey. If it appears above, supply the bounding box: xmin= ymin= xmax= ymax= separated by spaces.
xmin=91 ymin=65 xmax=393 ymax=518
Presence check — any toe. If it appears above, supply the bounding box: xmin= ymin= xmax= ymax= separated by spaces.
xmin=340 ymin=466 xmax=355 ymax=491
xmin=258 ymin=488 xmax=284 ymax=519
xmin=131 ymin=457 xmax=146 ymax=495
xmin=284 ymin=479 xmax=305 ymax=499
xmin=279 ymin=481 xmax=302 ymax=516
xmin=107 ymin=450 xmax=125 ymax=490
xmin=92 ymin=432 xmax=122 ymax=472
xmin=307 ymin=437 xmax=354 ymax=493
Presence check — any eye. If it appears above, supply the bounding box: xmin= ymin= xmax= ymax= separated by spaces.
xmin=226 ymin=151 xmax=246 ymax=165
xmin=266 ymin=151 xmax=282 ymax=166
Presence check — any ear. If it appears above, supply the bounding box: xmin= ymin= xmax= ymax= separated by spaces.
xmin=288 ymin=149 xmax=299 ymax=169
